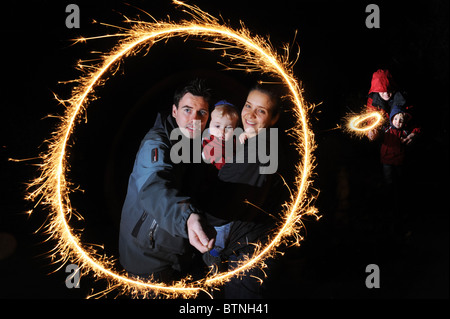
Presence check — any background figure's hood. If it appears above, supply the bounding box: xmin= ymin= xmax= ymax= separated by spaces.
xmin=369 ymin=69 xmax=395 ymax=94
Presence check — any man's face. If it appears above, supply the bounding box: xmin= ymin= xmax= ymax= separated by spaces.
xmin=172 ymin=93 xmax=209 ymax=138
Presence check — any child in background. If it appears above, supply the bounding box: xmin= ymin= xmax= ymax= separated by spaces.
xmin=202 ymin=100 xmax=240 ymax=258
xmin=369 ymin=104 xmax=421 ymax=235
xmin=369 ymin=104 xmax=420 ymax=188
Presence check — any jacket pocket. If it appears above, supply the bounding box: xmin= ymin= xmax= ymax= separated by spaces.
xmin=131 ymin=211 xmax=158 ymax=250
xmin=131 ymin=211 xmax=186 ymax=254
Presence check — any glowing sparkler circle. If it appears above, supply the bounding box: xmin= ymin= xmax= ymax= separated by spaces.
xmin=348 ymin=111 xmax=383 ymax=132
xmin=30 ymin=2 xmax=318 ymax=298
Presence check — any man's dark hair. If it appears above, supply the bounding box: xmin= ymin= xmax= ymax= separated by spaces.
xmin=250 ymin=82 xmax=282 ymax=117
xmin=173 ymin=78 xmax=212 ymax=108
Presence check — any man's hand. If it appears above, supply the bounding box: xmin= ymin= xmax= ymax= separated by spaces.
xmin=187 ymin=213 xmax=216 ymax=253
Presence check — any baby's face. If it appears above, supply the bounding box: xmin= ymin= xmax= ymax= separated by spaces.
xmin=392 ymin=113 xmax=405 ymax=129
xmin=209 ymin=110 xmax=237 ymax=141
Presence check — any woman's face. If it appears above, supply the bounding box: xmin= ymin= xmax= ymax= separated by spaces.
xmin=241 ymin=90 xmax=279 ymax=133
xmin=379 ymin=91 xmax=392 ymax=101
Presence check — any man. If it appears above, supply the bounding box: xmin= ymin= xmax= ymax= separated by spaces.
xmin=119 ymin=79 xmax=216 ymax=282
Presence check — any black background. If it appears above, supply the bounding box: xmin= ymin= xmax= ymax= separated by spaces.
xmin=1 ymin=0 xmax=448 ymax=308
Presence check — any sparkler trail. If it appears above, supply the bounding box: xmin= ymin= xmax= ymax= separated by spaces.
xmin=344 ymin=110 xmax=385 ymax=138
xmin=26 ymin=1 xmax=319 ymax=298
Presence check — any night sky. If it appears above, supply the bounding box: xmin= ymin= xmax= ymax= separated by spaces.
xmin=1 ymin=0 xmax=448 ymax=309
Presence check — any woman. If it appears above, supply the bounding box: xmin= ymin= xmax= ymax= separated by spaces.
xmin=205 ymin=82 xmax=288 ymax=298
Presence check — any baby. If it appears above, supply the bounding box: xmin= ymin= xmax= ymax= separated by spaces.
xmin=202 ymin=100 xmax=240 ymax=259
xmin=202 ymin=100 xmax=240 ymax=169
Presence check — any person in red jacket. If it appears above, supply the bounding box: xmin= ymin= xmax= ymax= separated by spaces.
xmin=368 ymin=104 xmax=420 ymax=235
xmin=366 ymin=69 xmax=406 ymax=119
xmin=366 ymin=69 xmax=421 ymax=141
xmin=369 ymin=103 xmax=421 ymax=199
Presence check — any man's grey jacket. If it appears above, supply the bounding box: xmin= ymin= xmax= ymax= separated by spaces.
xmin=119 ymin=113 xmax=206 ymax=276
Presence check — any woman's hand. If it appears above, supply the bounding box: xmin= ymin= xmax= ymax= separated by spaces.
xmin=367 ymin=128 xmax=378 ymax=141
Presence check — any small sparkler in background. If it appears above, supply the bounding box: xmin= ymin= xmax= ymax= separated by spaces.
xmin=25 ymin=0 xmax=319 ymax=298
xmin=343 ymin=110 xmax=385 ymax=138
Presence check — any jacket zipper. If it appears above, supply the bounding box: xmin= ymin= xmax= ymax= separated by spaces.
xmin=131 ymin=211 xmax=148 ymax=238
xmin=148 ymin=219 xmax=158 ymax=249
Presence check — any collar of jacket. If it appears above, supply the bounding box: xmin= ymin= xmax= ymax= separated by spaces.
xmin=150 ymin=112 xmax=179 ymax=145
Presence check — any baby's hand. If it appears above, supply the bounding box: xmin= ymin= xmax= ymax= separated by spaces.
xmin=239 ymin=132 xmax=248 ymax=145
xmin=239 ymin=128 xmax=257 ymax=144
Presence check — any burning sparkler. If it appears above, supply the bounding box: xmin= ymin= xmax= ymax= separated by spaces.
xmin=344 ymin=110 xmax=385 ymax=138
xmin=26 ymin=1 xmax=319 ymax=298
